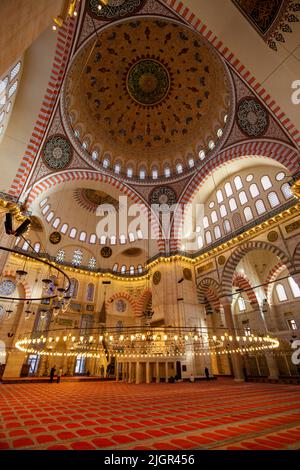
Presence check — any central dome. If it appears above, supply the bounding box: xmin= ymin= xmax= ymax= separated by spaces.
xmin=63 ymin=18 xmax=231 ymax=178
xmin=126 ymin=59 xmax=171 ymax=105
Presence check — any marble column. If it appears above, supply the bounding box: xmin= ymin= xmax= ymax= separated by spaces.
xmin=165 ymin=362 xmax=168 ymax=383
xmin=146 ymin=361 xmax=150 ymax=384
xmin=116 ymin=360 xmax=119 ymax=382
xmin=128 ymin=362 xmax=132 ymax=383
xmin=136 ymin=362 xmax=140 ymax=384
xmin=156 ymin=362 xmax=160 ymax=383
xmin=222 ymin=298 xmax=244 ymax=381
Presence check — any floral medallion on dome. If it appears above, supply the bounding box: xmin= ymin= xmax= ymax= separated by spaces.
xmin=87 ymin=0 xmax=146 ymax=20
xmin=236 ymin=98 xmax=269 ymax=137
xmin=42 ymin=135 xmax=73 ymax=170
xmin=49 ymin=231 xmax=61 ymax=245
xmin=126 ymin=59 xmax=171 ymax=107
xmin=149 ymin=186 xmax=177 ymax=206
xmin=0 ymin=280 xmax=16 ymax=296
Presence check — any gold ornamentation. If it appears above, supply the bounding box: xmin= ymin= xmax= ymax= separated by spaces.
xmin=267 ymin=230 xmax=279 ymax=242
xmin=285 ymin=220 xmax=300 ymax=234
xmin=218 ymin=256 xmax=226 ymax=265
xmin=183 ymin=268 xmax=192 ymax=280
xmin=49 ymin=231 xmax=61 ymax=245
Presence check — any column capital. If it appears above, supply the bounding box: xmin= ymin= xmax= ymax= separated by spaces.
xmin=221 ymin=296 xmax=232 ymax=308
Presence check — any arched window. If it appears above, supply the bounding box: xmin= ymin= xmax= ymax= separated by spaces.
xmin=238 ymin=297 xmax=246 ymax=312
xmin=197 ymin=235 xmax=203 ymax=248
xmin=208 ymin=140 xmax=215 ymax=150
xmin=8 ymin=81 xmax=18 ymax=98
xmin=205 ymin=231 xmax=212 ymax=244
xmin=100 ymin=235 xmax=106 ymax=245
xmin=91 ymin=150 xmax=98 ymax=160
xmin=88 ymin=257 xmax=96 ymax=269
xmin=268 ymin=191 xmax=280 ymax=208
xmin=39 ymin=198 xmax=48 ymax=207
xmin=281 ymin=183 xmax=293 ymax=200
xmin=127 ymin=167 xmax=133 ymax=178
xmin=110 ymin=235 xmax=116 ymax=245
xmin=198 ymin=150 xmax=205 ymax=160
xmin=82 ymin=141 xmax=88 ymax=150
xmin=225 ymin=182 xmax=233 ymax=197
xmin=52 ymin=217 xmax=60 ymax=229
xmin=164 ymin=167 xmax=171 ymax=177
xmin=203 ymin=216 xmax=209 ymax=229
xmin=229 ymin=198 xmax=237 ymax=212
xmin=69 ymin=279 xmax=79 ymax=299
xmin=34 ymin=243 xmax=40 ymax=253
xmin=113 ymin=263 xmax=118 ymax=272
xmin=114 ymin=163 xmax=121 ymax=174
xmin=224 ymin=220 xmax=231 ymax=233
xmin=46 ymin=211 xmax=54 ymax=222
xmin=103 ymin=156 xmax=110 ymax=168
xmin=176 ymin=163 xmax=183 ymax=174
xmin=89 ymin=234 xmax=96 ymax=244
xmin=139 ymin=168 xmax=146 ymax=179
xmin=56 ymin=249 xmax=65 ymax=262
xmin=217 ymin=128 xmax=223 ymax=138
xmin=288 ymin=277 xmax=300 ymax=298
xmin=216 ymin=190 xmax=224 ymax=203
xmin=129 ymin=265 xmax=135 ymax=275
xmin=211 ymin=211 xmax=218 ymax=223
xmin=261 ymin=176 xmax=272 ymax=190
xmin=276 ymin=284 xmax=288 ymax=302
xmin=22 ymin=240 xmax=30 ymax=251
xmin=249 ymin=184 xmax=260 ymax=198
xmin=15 ymin=236 xmax=20 ymax=246
xmin=137 ymin=229 xmax=143 ymax=239
xmin=244 ymin=206 xmax=253 ymax=222
xmin=137 ymin=264 xmax=143 ymax=274
xmin=121 ymin=265 xmax=126 ymax=274
xmin=79 ymin=231 xmax=86 ymax=242
xmin=239 ymin=191 xmax=248 ymax=205
xmin=276 ymin=172 xmax=285 ymax=181
xmin=42 ymin=204 xmax=50 ymax=215
xmin=86 ymin=283 xmax=95 ymax=301
xmin=70 ymin=228 xmax=77 ymax=239
xmin=255 ymin=199 xmax=266 ymax=215
xmin=72 ymin=249 xmax=83 ymax=266
xmin=61 ymin=223 xmax=68 ymax=234
xmin=10 ymin=61 xmax=21 ymax=81
xmin=152 ymin=168 xmax=158 ymax=179
xmin=128 ymin=232 xmax=135 ymax=242
xmin=214 ymin=226 xmax=221 ymax=239
xmin=234 ymin=176 xmax=243 ymax=191
xmin=220 ymin=204 xmax=227 ymax=217
xmin=188 ymin=157 xmax=194 ymax=168
xmin=120 ymin=234 xmax=126 ymax=244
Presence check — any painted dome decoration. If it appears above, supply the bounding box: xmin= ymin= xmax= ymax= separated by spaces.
xmin=87 ymin=0 xmax=146 ymax=21
xmin=63 ymin=18 xmax=231 ymax=180
xmin=42 ymin=135 xmax=73 ymax=170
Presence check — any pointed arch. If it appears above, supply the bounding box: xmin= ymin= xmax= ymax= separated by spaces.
xmin=221 ymin=241 xmax=292 ymax=296
xmin=197 ymin=277 xmax=222 ymax=313
xmin=105 ymin=292 xmax=138 ymax=316
xmin=232 ymin=272 xmax=259 ymax=307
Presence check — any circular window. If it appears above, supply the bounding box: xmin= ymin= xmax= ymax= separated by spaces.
xmin=276 ymin=172 xmax=285 ymax=181
xmin=209 ymin=201 xmax=215 ymax=209
xmin=246 ymin=174 xmax=254 ymax=182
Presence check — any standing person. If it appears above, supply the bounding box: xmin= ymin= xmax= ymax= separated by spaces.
xmin=204 ymin=367 xmax=209 ymax=381
xmin=100 ymin=364 xmax=104 ymax=379
xmin=50 ymin=365 xmax=56 ymax=383
xmin=189 ymin=373 xmax=195 ymax=383
xmin=57 ymin=367 xmax=63 ymax=383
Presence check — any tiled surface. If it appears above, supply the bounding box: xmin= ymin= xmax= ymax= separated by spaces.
xmin=0 ymin=379 xmax=300 ymax=450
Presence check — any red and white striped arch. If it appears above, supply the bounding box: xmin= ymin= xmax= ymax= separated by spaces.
xmin=233 ymin=272 xmax=259 ymax=307
xmin=264 ymin=261 xmax=287 ymax=304
xmin=170 ymin=141 xmax=299 ymax=251
xmin=2 ymin=270 xmax=32 ymax=299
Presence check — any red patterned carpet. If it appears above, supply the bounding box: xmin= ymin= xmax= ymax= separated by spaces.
xmin=0 ymin=379 xmax=300 ymax=450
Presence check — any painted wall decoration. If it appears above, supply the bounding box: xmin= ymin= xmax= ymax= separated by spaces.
xmin=236 ymin=98 xmax=269 ymax=137
xmin=115 ymin=299 xmax=127 ymax=312
xmin=232 ymin=0 xmax=300 ymax=51
xmin=42 ymin=135 xmax=73 ymax=170
xmin=49 ymin=231 xmax=61 ymax=245
xmin=87 ymin=0 xmax=146 ymax=20
xmin=149 ymin=186 xmax=177 ymax=206
xmin=101 ymin=246 xmax=112 ymax=258
xmin=153 ymin=271 xmax=161 ymax=285
xmin=74 ymin=188 xmax=119 ymax=213
xmin=0 ymin=280 xmax=16 ymax=296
